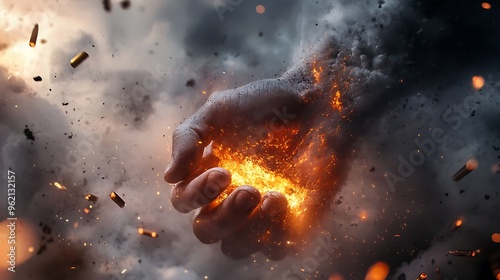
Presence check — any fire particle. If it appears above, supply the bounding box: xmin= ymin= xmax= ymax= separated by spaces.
xmin=448 ymin=250 xmax=477 ymax=257
xmin=472 ymin=75 xmax=485 ymax=90
xmin=53 ymin=182 xmax=67 ymax=191
xmin=482 ymin=2 xmax=492 ymax=10
xmin=492 ymin=233 xmax=500 ymax=243
xmin=449 ymin=219 xmax=463 ymax=231
xmin=256 ymin=5 xmax=266 ymax=14
xmin=365 ymin=261 xmax=390 ymax=280
xmin=417 ymin=273 xmax=427 ymax=280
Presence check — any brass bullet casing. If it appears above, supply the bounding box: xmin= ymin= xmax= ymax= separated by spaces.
xmin=70 ymin=51 xmax=89 ymax=68
xmin=138 ymin=228 xmax=158 ymax=238
xmin=109 ymin=192 xmax=125 ymax=208
xmin=29 ymin=24 xmax=39 ymax=47
xmin=85 ymin=194 xmax=98 ymax=203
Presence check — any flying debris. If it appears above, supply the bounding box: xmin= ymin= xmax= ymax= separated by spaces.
xmin=120 ymin=0 xmax=131 ymax=9
xmin=53 ymin=182 xmax=67 ymax=191
xmin=452 ymin=159 xmax=478 ymax=181
xmin=33 ymin=76 xmax=42 ymax=82
xmin=416 ymin=273 xmax=427 ymax=280
xmin=29 ymin=24 xmax=39 ymax=47
xmin=85 ymin=194 xmax=98 ymax=203
xmin=103 ymin=0 xmax=111 ymax=12
xmin=70 ymin=51 xmax=89 ymax=68
xmin=109 ymin=192 xmax=126 ymax=208
xmin=448 ymin=250 xmax=479 ymax=257
xmin=24 ymin=126 xmax=35 ymax=141
xmin=449 ymin=219 xmax=463 ymax=231
xmin=138 ymin=228 xmax=158 ymax=238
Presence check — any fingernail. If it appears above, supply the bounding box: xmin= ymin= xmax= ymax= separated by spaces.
xmin=261 ymin=192 xmax=287 ymax=216
xmin=234 ymin=189 xmax=259 ymax=212
xmin=210 ymin=170 xmax=230 ymax=187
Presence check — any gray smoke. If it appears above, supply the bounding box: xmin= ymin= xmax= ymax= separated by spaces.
xmin=0 ymin=0 xmax=499 ymax=279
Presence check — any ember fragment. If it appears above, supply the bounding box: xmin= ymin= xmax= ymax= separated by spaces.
xmin=138 ymin=228 xmax=158 ymax=238
xmin=417 ymin=273 xmax=427 ymax=280
xmin=29 ymin=24 xmax=39 ymax=47
xmin=448 ymin=250 xmax=477 ymax=257
xmin=110 ymin=191 xmax=125 ymax=207
xmin=33 ymin=76 xmax=42 ymax=82
xmin=452 ymin=159 xmax=478 ymax=181
xmin=449 ymin=219 xmax=462 ymax=231
xmin=85 ymin=194 xmax=98 ymax=203
xmin=54 ymin=182 xmax=67 ymax=191
xmin=70 ymin=51 xmax=89 ymax=68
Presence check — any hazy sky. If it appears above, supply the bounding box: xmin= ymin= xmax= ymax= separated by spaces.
xmin=0 ymin=0 xmax=499 ymax=279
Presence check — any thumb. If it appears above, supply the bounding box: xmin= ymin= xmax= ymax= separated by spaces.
xmin=164 ymin=89 xmax=240 ymax=183
xmin=164 ymin=116 xmax=212 ymax=183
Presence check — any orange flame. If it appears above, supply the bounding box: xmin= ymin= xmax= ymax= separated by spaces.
xmin=332 ymin=90 xmax=342 ymax=111
xmin=312 ymin=61 xmax=323 ymax=85
xmin=53 ymin=182 xmax=67 ymax=191
xmin=213 ymin=148 xmax=308 ymax=216
xmin=365 ymin=262 xmax=390 ymax=280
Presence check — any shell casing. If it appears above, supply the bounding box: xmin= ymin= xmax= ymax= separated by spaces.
xmin=416 ymin=273 xmax=427 ymax=280
xmin=109 ymin=192 xmax=125 ymax=208
xmin=138 ymin=228 xmax=158 ymax=238
xmin=29 ymin=24 xmax=39 ymax=47
xmin=70 ymin=51 xmax=89 ymax=68
xmin=85 ymin=194 xmax=98 ymax=203
xmin=452 ymin=159 xmax=478 ymax=181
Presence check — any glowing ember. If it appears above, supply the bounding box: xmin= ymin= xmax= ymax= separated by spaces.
xmin=492 ymin=233 xmax=500 ymax=243
xmin=214 ymin=149 xmax=308 ymax=215
xmin=312 ymin=61 xmax=323 ymax=84
xmin=472 ymin=75 xmax=485 ymax=90
xmin=448 ymin=250 xmax=477 ymax=257
xmin=365 ymin=261 xmax=390 ymax=280
xmin=332 ymin=90 xmax=342 ymax=111
xmin=450 ymin=219 xmax=463 ymax=231
xmin=53 ymin=182 xmax=67 ymax=191
xmin=359 ymin=210 xmax=368 ymax=221
xmin=482 ymin=2 xmax=492 ymax=10
xmin=417 ymin=273 xmax=427 ymax=280
xmin=256 ymin=5 xmax=266 ymax=14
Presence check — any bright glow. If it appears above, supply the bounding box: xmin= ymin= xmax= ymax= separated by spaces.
xmin=256 ymin=5 xmax=266 ymax=14
xmin=365 ymin=262 xmax=390 ymax=280
xmin=482 ymin=2 xmax=492 ymax=10
xmin=213 ymin=148 xmax=308 ymax=215
xmin=472 ymin=76 xmax=485 ymax=90
xmin=492 ymin=233 xmax=500 ymax=243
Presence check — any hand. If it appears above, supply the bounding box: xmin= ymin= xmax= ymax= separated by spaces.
xmin=164 ymin=76 xmax=335 ymax=260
